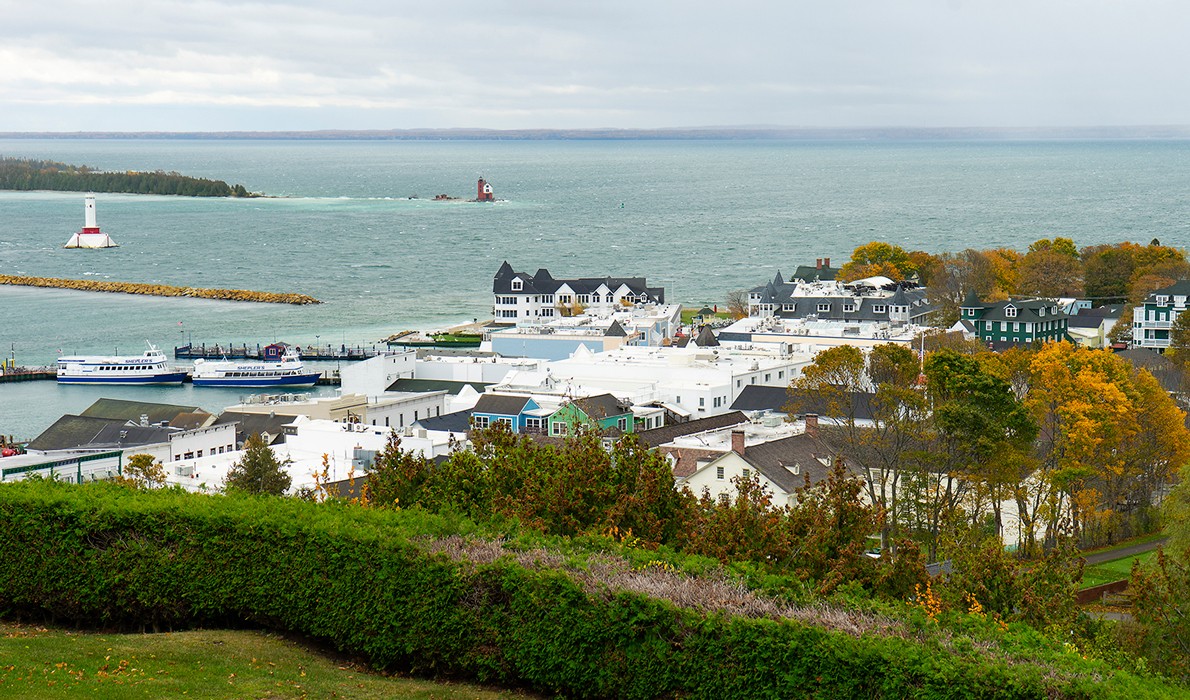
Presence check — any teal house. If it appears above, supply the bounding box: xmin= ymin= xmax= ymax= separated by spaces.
xmin=959 ymin=293 xmax=1070 ymax=347
xmin=1132 ymin=280 xmax=1190 ymax=351
xmin=547 ymin=394 xmax=634 ymax=437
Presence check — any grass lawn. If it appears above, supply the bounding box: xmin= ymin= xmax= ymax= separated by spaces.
xmin=1080 ymin=549 xmax=1158 ymax=589
xmin=0 ymin=621 xmax=531 ymax=699
xmin=679 ymin=307 xmax=733 ymax=324
xmin=1079 ymin=531 xmax=1167 ymax=559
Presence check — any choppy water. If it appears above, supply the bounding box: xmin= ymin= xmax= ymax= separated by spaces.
xmin=2 ymin=137 xmax=1190 ymax=438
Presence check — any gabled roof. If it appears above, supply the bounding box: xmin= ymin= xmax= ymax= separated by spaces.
xmin=780 ymin=388 xmax=875 ymax=421
xmin=1147 ymin=279 xmax=1190 ymax=300
xmin=572 ymin=393 xmax=628 ymax=420
xmin=693 ymin=325 xmax=719 ymax=347
xmin=605 ymin=320 xmax=628 ymax=337
xmin=637 ymin=411 xmax=748 ymax=447
xmin=1115 ymin=348 xmax=1186 ymax=394
xmin=493 ymin=263 xmax=664 ymax=302
xmin=791 ymin=265 xmax=839 ymax=282
xmin=415 ymin=410 xmax=474 ymax=433
xmin=1066 ymin=315 xmax=1106 ymax=329
xmin=28 ymin=415 xmax=173 ymax=452
xmin=971 ymin=298 xmax=1069 ymax=323
xmin=736 ymin=432 xmax=850 ymax=494
xmin=658 ymin=446 xmax=725 ymax=479
xmin=80 ymin=398 xmax=203 ymax=425
xmin=729 ymin=386 xmax=791 ymax=413
xmin=472 ymin=393 xmax=533 ymax=416
xmin=212 ymin=411 xmax=293 ymax=445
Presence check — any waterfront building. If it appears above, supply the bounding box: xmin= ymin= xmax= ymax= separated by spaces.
xmin=492 ymin=261 xmax=665 ymax=324
xmin=488 ymin=304 xmax=682 ymax=360
xmin=958 ymin=293 xmax=1071 ymax=348
xmin=1132 ymin=280 xmax=1190 ymax=350
xmin=224 ymin=391 xmax=448 ymax=431
xmin=746 ymin=274 xmax=932 ymax=325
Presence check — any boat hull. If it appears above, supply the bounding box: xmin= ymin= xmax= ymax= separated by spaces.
xmin=192 ymin=372 xmax=322 ymax=388
xmin=57 ymin=372 xmax=188 ymax=386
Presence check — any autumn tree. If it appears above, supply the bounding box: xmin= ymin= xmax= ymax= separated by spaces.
xmin=224 ymin=434 xmax=292 ymax=496
xmin=366 ymin=431 xmax=432 ymax=509
xmin=1163 ymin=307 xmax=1190 ymax=370
xmin=725 ymin=289 xmax=749 ymax=318
xmin=116 ymin=453 xmax=167 ymax=489
xmin=837 ymin=241 xmax=916 ymax=282
xmin=1017 ymin=238 xmax=1083 ymax=298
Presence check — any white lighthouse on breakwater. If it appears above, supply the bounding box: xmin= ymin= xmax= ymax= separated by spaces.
xmin=64 ymin=193 xmax=117 ymax=248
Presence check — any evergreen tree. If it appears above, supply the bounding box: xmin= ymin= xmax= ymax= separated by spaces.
xmin=224 ymin=434 xmax=292 ymax=495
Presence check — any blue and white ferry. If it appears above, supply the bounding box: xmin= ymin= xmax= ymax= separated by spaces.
xmin=57 ymin=342 xmax=187 ymax=385
xmin=191 ymin=345 xmax=321 ymax=388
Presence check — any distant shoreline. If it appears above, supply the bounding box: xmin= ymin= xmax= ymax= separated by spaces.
xmin=3 ymin=125 xmax=1190 ymax=141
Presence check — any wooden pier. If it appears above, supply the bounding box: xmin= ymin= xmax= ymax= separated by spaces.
xmin=173 ymin=343 xmax=386 ymax=361
xmin=0 ymin=369 xmax=55 ymax=383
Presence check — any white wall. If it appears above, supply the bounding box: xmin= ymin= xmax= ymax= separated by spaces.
xmin=339 ymin=351 xmax=416 ymax=396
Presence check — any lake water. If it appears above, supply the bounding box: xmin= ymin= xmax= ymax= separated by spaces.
xmin=3 ymin=137 xmax=1190 ymax=438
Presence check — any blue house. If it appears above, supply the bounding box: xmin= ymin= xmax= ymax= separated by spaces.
xmin=470 ymin=394 xmax=540 ymax=433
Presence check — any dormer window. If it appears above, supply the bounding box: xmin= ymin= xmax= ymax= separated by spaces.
xmin=1157 ymin=295 xmax=1170 ymax=305
xmin=843 ymin=303 xmax=856 ymax=313
xmin=817 ymin=303 xmax=830 ymax=313
xmin=511 ymin=278 xmax=523 ymax=291
xmin=1005 ymin=305 xmax=1017 ymax=318
xmin=1038 ymin=307 xmax=1045 ymax=317
xmin=873 ymin=304 xmax=887 ymax=314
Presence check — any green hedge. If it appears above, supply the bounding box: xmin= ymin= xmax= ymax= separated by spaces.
xmin=0 ymin=481 xmax=1172 ymax=699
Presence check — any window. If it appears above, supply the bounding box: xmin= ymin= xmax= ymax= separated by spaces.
xmin=617 ymin=417 xmax=627 ymax=430
xmin=552 ymin=422 xmax=568 ymax=436
xmin=511 ymin=279 xmax=523 ymax=291
xmin=699 ymin=397 xmax=705 ymax=407
xmin=742 ymin=468 xmax=751 ymax=480
xmin=473 ymin=416 xmax=490 ymax=429
xmin=414 ymin=410 xmax=419 ymax=421
xmin=817 ymin=303 xmax=830 ymax=313
xmin=782 ymin=303 xmax=796 ymax=312
xmin=843 ymin=303 xmax=856 ymax=313
xmin=873 ymin=304 xmax=887 ymax=314
xmin=1005 ymin=306 xmax=1017 ymax=318
xmin=778 ymin=371 xmax=784 ymax=379
xmin=765 ymin=373 xmax=771 ymax=381
xmin=1013 ymin=322 xmax=1020 ymax=332
xmin=736 ymin=379 xmax=741 ymax=388
xmin=716 ymin=465 xmax=725 ymax=480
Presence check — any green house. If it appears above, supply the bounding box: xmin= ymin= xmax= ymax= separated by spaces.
xmin=1132 ymin=280 xmax=1190 ymax=350
xmin=547 ymin=394 xmax=634 ymax=437
xmin=959 ymin=293 xmax=1069 ymax=347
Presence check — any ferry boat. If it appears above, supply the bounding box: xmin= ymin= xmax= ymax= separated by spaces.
xmin=57 ymin=342 xmax=187 ymax=385
xmin=191 ymin=345 xmax=321 ymax=387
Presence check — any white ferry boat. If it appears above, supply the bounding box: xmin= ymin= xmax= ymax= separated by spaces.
xmin=192 ymin=345 xmax=321 ymax=388
xmin=57 ymin=342 xmax=187 ymax=385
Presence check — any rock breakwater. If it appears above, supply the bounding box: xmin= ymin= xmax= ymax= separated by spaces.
xmin=0 ymin=275 xmax=321 ymax=305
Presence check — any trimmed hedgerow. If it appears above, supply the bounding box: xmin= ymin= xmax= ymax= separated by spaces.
xmin=0 ymin=481 xmax=1175 ymax=699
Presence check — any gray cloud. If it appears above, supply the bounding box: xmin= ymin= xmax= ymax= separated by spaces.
xmin=1 ymin=0 xmax=1187 ymax=130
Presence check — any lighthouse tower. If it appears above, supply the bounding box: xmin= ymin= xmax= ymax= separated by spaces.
xmin=64 ymin=193 xmax=117 ymax=248
xmin=476 ymin=178 xmax=495 ymax=202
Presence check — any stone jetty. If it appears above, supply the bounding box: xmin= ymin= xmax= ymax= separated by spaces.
xmin=0 ymin=275 xmax=320 ymax=305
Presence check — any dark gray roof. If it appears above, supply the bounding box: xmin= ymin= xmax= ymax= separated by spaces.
xmin=573 ymin=393 xmax=629 ymax=419
xmin=637 ymin=411 xmax=748 ymax=447
xmin=28 ymin=415 xmax=174 ymax=452
xmin=1115 ymin=348 xmax=1185 ymax=394
xmin=80 ymin=398 xmax=203 ymax=425
xmin=741 ymin=386 xmax=878 ymax=422
xmin=970 ymin=298 xmax=1069 ymax=323
xmin=739 ymin=432 xmax=855 ymax=493
xmin=1146 ymin=279 xmax=1190 ymax=301
xmin=386 ymin=378 xmax=490 ymax=395
xmin=493 ymin=262 xmax=664 ymax=302
xmin=748 ymin=281 xmax=932 ymax=323
xmin=415 ymin=410 xmax=474 ymax=432
xmin=212 ymin=411 xmax=292 ymax=445
xmin=605 ymin=320 xmax=628 ymax=337
xmin=1066 ymin=315 xmax=1106 ymax=329
xmin=472 ymin=393 xmax=533 ymax=416
xmin=693 ymin=325 xmax=719 ymax=347
xmin=1080 ymin=304 xmax=1125 ymax=318
xmin=791 ymin=265 xmax=839 ymax=282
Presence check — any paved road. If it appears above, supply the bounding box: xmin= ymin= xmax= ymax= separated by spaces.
xmin=1083 ymin=537 xmax=1168 ymax=566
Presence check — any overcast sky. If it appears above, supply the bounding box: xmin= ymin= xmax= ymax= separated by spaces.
xmin=1 ymin=1 xmax=1187 ymax=132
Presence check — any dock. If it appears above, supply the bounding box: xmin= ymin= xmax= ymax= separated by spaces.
xmin=0 ymin=368 xmax=55 ymax=383
xmin=174 ymin=343 xmax=386 ymax=361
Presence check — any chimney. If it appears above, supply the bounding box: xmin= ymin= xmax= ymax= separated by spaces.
xmin=824 ymin=257 xmax=831 ymax=268
xmin=804 ymin=413 xmax=818 ymax=437
xmin=140 ymin=414 xmax=149 ymax=427
xmin=731 ymin=429 xmax=746 ymax=455
xmin=816 ymin=258 xmax=823 ymax=269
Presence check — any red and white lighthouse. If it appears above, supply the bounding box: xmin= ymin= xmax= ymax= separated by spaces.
xmin=476 ymin=178 xmax=495 ymax=202
xmin=64 ymin=193 xmax=117 ymax=248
